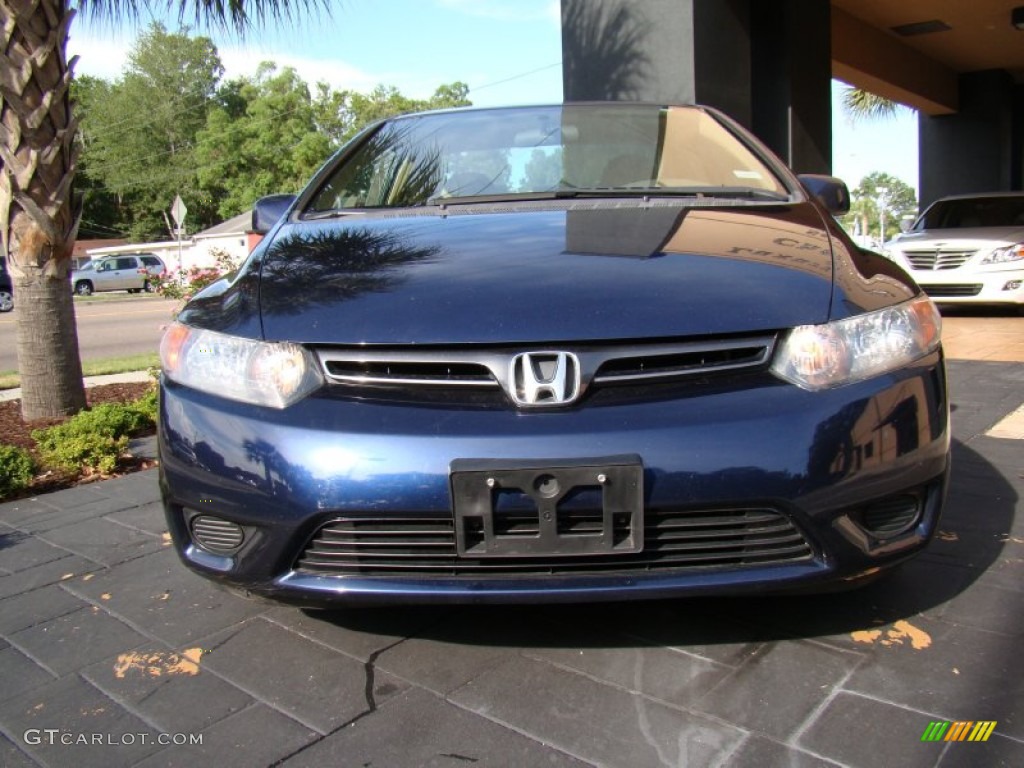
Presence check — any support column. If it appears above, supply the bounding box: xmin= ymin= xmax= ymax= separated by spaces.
xmin=919 ymin=70 xmax=1022 ymax=207
xmin=560 ymin=0 xmax=832 ymax=173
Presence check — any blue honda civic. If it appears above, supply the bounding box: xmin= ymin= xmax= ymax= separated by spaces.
xmin=158 ymin=103 xmax=949 ymax=606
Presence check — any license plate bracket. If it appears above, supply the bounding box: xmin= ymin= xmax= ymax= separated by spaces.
xmin=450 ymin=455 xmax=643 ymax=557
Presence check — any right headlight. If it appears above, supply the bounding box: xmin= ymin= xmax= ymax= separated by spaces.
xmin=160 ymin=322 xmax=322 ymax=408
xmin=771 ymin=295 xmax=941 ymax=391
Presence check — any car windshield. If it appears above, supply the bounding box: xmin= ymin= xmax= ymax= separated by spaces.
xmin=305 ymin=105 xmax=789 ymax=212
xmin=914 ymin=196 xmax=1024 ymax=229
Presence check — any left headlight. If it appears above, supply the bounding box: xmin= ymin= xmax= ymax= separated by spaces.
xmin=160 ymin=322 xmax=323 ymax=408
xmin=770 ymin=295 xmax=941 ymax=391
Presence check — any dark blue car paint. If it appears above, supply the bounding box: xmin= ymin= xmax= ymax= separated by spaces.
xmin=160 ymin=107 xmax=948 ymax=606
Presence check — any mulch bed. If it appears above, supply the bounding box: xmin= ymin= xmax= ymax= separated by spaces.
xmin=1 ymin=382 xmax=157 ymax=498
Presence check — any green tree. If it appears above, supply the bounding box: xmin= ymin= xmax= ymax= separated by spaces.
xmin=1 ymin=0 xmax=325 ymax=420
xmin=521 ymin=148 xmax=562 ymax=191
xmin=83 ymin=23 xmax=224 ymax=239
xmin=196 ymin=64 xmax=332 ymax=219
xmin=843 ymin=172 xmax=918 ymax=243
xmin=70 ymin=75 xmax=123 ymax=239
xmin=317 ymin=82 xmax=471 ymax=146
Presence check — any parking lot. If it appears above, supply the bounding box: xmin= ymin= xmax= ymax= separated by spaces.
xmin=0 ymin=315 xmax=1021 ymax=768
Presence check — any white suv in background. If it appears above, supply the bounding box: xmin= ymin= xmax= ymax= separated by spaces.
xmin=885 ymin=192 xmax=1024 ymax=313
xmin=70 ymin=253 xmax=166 ymax=295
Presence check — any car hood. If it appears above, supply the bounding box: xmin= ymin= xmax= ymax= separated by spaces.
xmin=890 ymin=226 xmax=1024 ymax=250
xmin=258 ymin=203 xmax=837 ymax=345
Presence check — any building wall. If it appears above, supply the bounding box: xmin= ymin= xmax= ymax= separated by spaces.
xmin=561 ymin=0 xmax=832 ymax=174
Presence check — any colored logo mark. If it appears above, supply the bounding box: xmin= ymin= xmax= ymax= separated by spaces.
xmin=921 ymin=721 xmax=997 ymax=742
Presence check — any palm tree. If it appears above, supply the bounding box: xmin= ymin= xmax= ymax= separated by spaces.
xmin=1 ymin=0 xmax=324 ymax=420
xmin=840 ymin=84 xmax=902 ymax=122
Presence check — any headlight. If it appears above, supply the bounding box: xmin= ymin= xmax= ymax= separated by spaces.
xmin=160 ymin=323 xmax=322 ymax=408
xmin=771 ymin=296 xmax=941 ymax=391
xmin=980 ymin=243 xmax=1024 ymax=264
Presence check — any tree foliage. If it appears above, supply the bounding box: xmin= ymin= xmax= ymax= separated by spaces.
xmin=75 ymin=26 xmax=472 ymax=233
xmin=196 ymin=64 xmax=333 ymax=219
xmin=839 ymin=84 xmax=904 ymax=123
xmin=842 ymin=172 xmax=918 ymax=243
xmin=80 ymin=24 xmax=224 ymax=239
xmin=2 ymin=0 xmax=329 ymax=421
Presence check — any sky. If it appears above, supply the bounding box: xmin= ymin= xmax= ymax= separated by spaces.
xmin=67 ymin=0 xmax=919 ymax=194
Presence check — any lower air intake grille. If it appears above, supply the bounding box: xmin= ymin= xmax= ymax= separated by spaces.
xmin=918 ymin=283 xmax=983 ymax=297
xmin=295 ymin=508 xmax=814 ymax=577
xmin=191 ymin=515 xmax=245 ymax=553
xmin=859 ymin=495 xmax=921 ymax=536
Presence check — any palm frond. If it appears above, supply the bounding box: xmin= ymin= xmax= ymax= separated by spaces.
xmin=76 ymin=0 xmax=329 ymax=34
xmin=840 ymin=85 xmax=902 ymax=122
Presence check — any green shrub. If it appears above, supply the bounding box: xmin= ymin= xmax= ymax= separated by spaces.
xmin=130 ymin=387 xmax=159 ymax=424
xmin=31 ymin=394 xmax=157 ymax=475
xmin=0 ymin=445 xmax=35 ymax=498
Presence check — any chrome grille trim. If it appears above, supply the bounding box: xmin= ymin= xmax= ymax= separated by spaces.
xmin=903 ymin=249 xmax=975 ymax=271
xmin=314 ymin=336 xmax=776 ymax=397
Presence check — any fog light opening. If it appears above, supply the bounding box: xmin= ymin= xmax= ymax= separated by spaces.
xmin=1002 ymin=280 xmax=1022 ymax=291
xmin=857 ymin=494 xmax=922 ymax=538
xmin=189 ymin=513 xmax=246 ymax=553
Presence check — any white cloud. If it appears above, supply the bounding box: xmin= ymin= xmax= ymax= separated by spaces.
xmin=66 ymin=31 xmax=459 ymax=101
xmin=66 ymin=32 xmax=131 ymax=80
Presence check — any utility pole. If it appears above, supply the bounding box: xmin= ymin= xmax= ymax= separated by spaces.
xmin=876 ymin=186 xmax=888 ymax=245
xmin=170 ymin=195 xmax=188 ymax=274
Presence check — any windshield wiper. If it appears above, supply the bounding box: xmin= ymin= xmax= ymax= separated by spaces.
xmin=426 ymin=190 xmax=581 ymax=206
xmin=302 ymin=209 xmax=367 ymax=221
xmin=567 ymin=186 xmax=791 ymax=202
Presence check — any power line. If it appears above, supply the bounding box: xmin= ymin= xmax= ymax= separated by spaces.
xmin=469 ymin=61 xmax=562 ymax=94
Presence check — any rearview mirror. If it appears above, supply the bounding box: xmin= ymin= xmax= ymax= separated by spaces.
xmin=252 ymin=194 xmax=297 ymax=235
xmin=798 ymin=175 xmax=850 ymax=215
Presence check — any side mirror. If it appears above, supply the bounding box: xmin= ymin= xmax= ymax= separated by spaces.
xmin=798 ymin=175 xmax=851 ymax=216
xmin=899 ymin=217 xmax=914 ymax=233
xmin=252 ymin=194 xmax=297 ymax=235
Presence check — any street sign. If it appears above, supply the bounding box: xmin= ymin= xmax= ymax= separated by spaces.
xmin=170 ymin=195 xmax=187 ymax=228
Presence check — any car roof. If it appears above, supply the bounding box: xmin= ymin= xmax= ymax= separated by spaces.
xmin=931 ymin=191 xmax=1024 ymax=203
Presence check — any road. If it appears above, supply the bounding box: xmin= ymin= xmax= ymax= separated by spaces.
xmin=0 ymin=296 xmax=179 ymax=372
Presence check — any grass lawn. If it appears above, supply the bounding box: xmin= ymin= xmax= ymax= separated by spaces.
xmin=0 ymin=352 xmax=159 ymax=390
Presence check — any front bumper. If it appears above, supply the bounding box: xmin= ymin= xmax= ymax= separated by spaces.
xmin=158 ymin=354 xmax=950 ymax=605
xmin=909 ymin=263 xmax=1024 ymax=306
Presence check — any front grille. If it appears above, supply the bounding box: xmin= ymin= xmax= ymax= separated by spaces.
xmin=295 ymin=507 xmax=814 ymax=577
xmin=314 ymin=336 xmax=775 ymax=405
xmin=904 ymin=249 xmax=975 ymax=270
xmin=918 ymin=283 xmax=983 ymax=297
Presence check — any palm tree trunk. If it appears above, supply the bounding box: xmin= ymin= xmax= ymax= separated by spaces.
xmin=1 ymin=0 xmax=87 ymax=419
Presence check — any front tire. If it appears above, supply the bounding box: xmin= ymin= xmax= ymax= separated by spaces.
xmin=143 ymin=280 xmax=154 ymax=293
xmin=75 ymin=281 xmax=94 ymax=296
xmin=0 ymin=289 xmax=13 ymax=312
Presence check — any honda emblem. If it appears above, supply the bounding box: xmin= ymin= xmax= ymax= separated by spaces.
xmin=509 ymin=351 xmax=581 ymax=407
